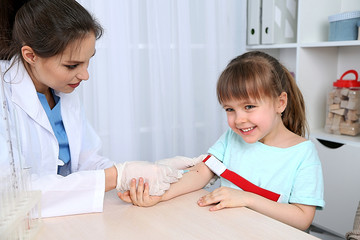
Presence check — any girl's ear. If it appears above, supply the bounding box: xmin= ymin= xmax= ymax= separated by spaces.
xmin=21 ymin=46 xmax=37 ymax=65
xmin=277 ymin=92 xmax=288 ymax=114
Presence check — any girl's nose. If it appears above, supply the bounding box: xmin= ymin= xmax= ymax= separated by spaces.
xmin=235 ymin=112 xmax=246 ymax=125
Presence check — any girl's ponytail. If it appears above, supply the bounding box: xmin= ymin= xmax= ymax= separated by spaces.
xmin=281 ymin=67 xmax=308 ymax=137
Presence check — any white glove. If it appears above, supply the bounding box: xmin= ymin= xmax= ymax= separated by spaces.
xmin=114 ymin=161 xmax=183 ymax=196
xmin=155 ymin=154 xmax=208 ymax=169
xmin=156 ymin=154 xmax=219 ymax=188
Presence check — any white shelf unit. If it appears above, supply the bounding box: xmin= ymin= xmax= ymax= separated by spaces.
xmin=245 ymin=0 xmax=360 ymax=237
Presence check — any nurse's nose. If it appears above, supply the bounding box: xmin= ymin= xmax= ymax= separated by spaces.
xmin=77 ymin=66 xmax=89 ymax=81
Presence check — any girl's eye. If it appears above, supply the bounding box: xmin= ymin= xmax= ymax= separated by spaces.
xmin=245 ymin=105 xmax=255 ymax=110
xmin=65 ymin=64 xmax=79 ymax=69
xmin=225 ymin=108 xmax=234 ymax=112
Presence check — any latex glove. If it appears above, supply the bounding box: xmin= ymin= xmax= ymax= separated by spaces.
xmin=114 ymin=161 xmax=183 ymax=196
xmin=155 ymin=154 xmax=208 ymax=170
xmin=156 ymin=154 xmax=218 ymax=188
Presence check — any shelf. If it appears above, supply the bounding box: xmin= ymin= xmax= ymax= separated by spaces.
xmin=300 ymin=40 xmax=360 ymax=48
xmin=247 ymin=40 xmax=360 ymax=50
xmin=245 ymin=0 xmax=360 ymax=236
xmin=311 ymin=128 xmax=360 ymax=148
xmin=246 ymin=43 xmax=297 ymax=50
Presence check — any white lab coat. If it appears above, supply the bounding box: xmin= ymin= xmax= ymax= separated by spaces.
xmin=1 ymin=59 xmax=114 ymax=217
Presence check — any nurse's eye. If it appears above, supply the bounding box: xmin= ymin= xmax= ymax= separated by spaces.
xmin=65 ymin=64 xmax=79 ymax=70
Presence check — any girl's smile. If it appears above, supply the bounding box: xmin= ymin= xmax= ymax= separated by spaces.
xmin=239 ymin=126 xmax=256 ymax=134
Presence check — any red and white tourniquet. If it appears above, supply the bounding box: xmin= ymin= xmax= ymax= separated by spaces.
xmin=203 ymin=155 xmax=280 ymax=202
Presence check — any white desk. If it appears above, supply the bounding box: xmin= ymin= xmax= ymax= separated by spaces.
xmin=36 ymin=189 xmax=319 ymax=240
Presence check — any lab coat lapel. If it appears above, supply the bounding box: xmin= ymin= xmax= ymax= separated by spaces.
xmin=9 ymin=62 xmax=54 ymax=135
xmin=56 ymin=90 xmax=81 ymax=171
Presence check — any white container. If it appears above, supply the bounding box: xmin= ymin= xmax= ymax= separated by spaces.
xmin=261 ymin=0 xmax=298 ymax=44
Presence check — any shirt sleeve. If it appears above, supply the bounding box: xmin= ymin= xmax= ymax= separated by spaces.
xmin=32 ymin=170 xmax=106 ymax=217
xmin=207 ymin=129 xmax=232 ymax=162
xmin=289 ymin=143 xmax=325 ymax=209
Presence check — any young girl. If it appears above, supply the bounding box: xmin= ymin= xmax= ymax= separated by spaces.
xmin=119 ymin=51 xmax=325 ymax=231
xmin=0 ymin=0 xmax=183 ymax=217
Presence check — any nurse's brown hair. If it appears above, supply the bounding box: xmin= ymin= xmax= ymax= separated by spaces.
xmin=0 ymin=0 xmax=103 ymax=61
xmin=217 ymin=51 xmax=308 ymax=137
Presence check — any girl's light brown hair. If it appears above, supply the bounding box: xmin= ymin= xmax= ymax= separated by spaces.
xmin=217 ymin=51 xmax=308 ymax=137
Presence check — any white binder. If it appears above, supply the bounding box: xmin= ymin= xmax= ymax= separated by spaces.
xmin=247 ymin=0 xmax=261 ymax=45
xmin=261 ymin=0 xmax=297 ymax=44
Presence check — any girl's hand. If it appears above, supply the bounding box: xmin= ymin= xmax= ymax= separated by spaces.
xmin=197 ymin=186 xmax=250 ymax=211
xmin=117 ymin=178 xmax=162 ymax=207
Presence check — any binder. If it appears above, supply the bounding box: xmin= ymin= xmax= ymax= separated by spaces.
xmin=261 ymin=0 xmax=297 ymax=44
xmin=247 ymin=0 xmax=261 ymax=45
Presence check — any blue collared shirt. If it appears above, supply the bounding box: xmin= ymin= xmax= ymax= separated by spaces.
xmin=37 ymin=90 xmax=71 ymax=164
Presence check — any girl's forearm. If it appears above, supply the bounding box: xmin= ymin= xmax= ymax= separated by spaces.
xmin=246 ymin=193 xmax=316 ymax=230
xmin=104 ymin=166 xmax=117 ymax=192
xmin=162 ymin=162 xmax=214 ymax=201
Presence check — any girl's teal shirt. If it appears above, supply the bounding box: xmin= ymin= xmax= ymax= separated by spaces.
xmin=208 ymin=129 xmax=325 ymax=209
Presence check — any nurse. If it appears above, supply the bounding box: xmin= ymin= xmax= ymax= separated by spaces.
xmin=0 ymin=0 xmax=183 ymax=217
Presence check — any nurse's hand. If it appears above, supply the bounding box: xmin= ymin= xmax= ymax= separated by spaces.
xmin=156 ymin=154 xmax=218 ymax=189
xmin=118 ymin=178 xmax=162 ymax=207
xmin=156 ymin=154 xmax=207 ymax=170
xmin=114 ymin=161 xmax=183 ymax=196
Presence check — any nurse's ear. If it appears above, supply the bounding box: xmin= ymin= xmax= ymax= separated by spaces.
xmin=21 ymin=46 xmax=38 ymax=65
